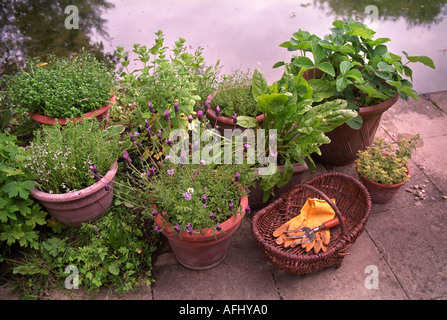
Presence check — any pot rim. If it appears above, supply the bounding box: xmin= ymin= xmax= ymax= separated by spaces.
xmin=28 ymin=94 xmax=115 ymax=125
xmin=154 ymin=194 xmax=248 ymax=241
xmin=356 ymin=162 xmax=410 ymax=188
xmin=30 ymin=161 xmax=118 ymax=202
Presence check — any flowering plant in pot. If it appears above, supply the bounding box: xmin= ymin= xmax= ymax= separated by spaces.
xmin=207 ymin=69 xmax=263 ymax=134
xmin=4 ymin=50 xmax=116 ymax=124
xmin=249 ymin=66 xmax=357 ymax=204
xmin=275 ymin=18 xmax=435 ymax=164
xmin=355 ymin=134 xmax=420 ymax=204
xmin=23 ymin=118 xmax=126 ymax=227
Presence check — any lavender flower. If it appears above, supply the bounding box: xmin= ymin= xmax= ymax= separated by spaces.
xmin=174 ymin=102 xmax=179 ymax=113
xmin=197 ymin=110 xmax=203 ymax=122
xmin=157 ymin=129 xmax=162 ymax=140
xmin=167 ymin=169 xmax=175 ymax=175
xmin=152 ymin=208 xmax=158 ymax=217
xmin=166 ymin=138 xmax=173 ymax=147
xmin=164 ymin=110 xmax=170 ymax=122
xmin=245 ymin=205 xmax=251 ymax=215
xmin=123 ymin=151 xmax=132 ymax=164
xmin=186 ymin=223 xmax=193 ymax=235
xmin=104 ymin=182 xmax=110 ymax=191
xmin=232 ymin=114 xmax=237 ymax=124
xmin=187 ymin=115 xmax=193 ymax=123
xmin=243 ymin=143 xmax=250 ymax=153
xmin=154 ymin=225 xmax=161 ymax=233
xmin=216 ymin=223 xmax=222 ymax=232
xmin=202 ymin=194 xmax=207 ymax=204
xmin=229 ymin=202 xmax=234 ymax=211
xmin=216 ymin=106 xmax=221 ymax=117
xmin=235 ymin=172 xmax=240 ymax=182
xmin=174 ymin=224 xmax=181 ymax=233
xmin=183 ymin=192 xmax=192 ymax=201
xmin=209 ymin=212 xmax=216 ymax=220
xmin=148 ymin=102 xmax=155 ymax=113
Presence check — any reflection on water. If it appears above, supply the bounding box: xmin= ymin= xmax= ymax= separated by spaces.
xmin=1 ymin=0 xmax=445 ymax=94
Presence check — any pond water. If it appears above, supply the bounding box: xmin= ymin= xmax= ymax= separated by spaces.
xmin=1 ymin=0 xmax=446 ymax=94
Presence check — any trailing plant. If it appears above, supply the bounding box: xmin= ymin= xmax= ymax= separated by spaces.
xmin=275 ymin=18 xmax=435 ymax=129
xmin=4 ymin=50 xmax=115 ymax=119
xmin=22 ymin=118 xmax=125 ymax=194
xmin=0 ymin=133 xmax=47 ymax=260
xmin=209 ymin=69 xmax=259 ymax=118
xmin=251 ymin=66 xmax=357 ymax=201
xmin=355 ymin=135 xmax=420 ymax=185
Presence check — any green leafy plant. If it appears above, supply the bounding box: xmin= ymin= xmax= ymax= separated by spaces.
xmin=276 ymin=18 xmax=435 ymax=128
xmin=115 ymin=30 xmax=220 ymax=131
xmin=209 ymin=69 xmax=259 ymax=118
xmin=4 ymin=50 xmax=115 ymax=119
xmin=355 ymin=135 xmax=420 ymax=185
xmin=251 ymin=66 xmax=357 ymax=201
xmin=22 ymin=118 xmax=125 ymax=194
xmin=0 ymin=133 xmax=47 ymax=258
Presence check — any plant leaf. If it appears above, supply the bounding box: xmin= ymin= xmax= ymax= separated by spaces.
xmin=252 ymin=68 xmax=270 ymax=100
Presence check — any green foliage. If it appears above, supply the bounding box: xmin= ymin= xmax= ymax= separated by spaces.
xmin=252 ymin=67 xmax=357 ymax=200
xmin=209 ymin=69 xmax=259 ymax=118
xmin=0 ymin=133 xmax=47 ymax=257
xmin=355 ymin=135 xmax=420 ymax=185
xmin=115 ymin=30 xmax=220 ymax=131
xmin=276 ymin=18 xmax=435 ymax=128
xmin=22 ymin=118 xmax=125 ymax=194
xmin=4 ymin=51 xmax=115 ymax=119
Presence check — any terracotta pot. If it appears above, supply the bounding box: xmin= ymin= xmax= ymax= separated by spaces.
xmin=314 ymin=95 xmax=399 ymax=166
xmin=248 ymin=162 xmax=309 ymax=209
xmin=154 ymin=195 xmax=248 ymax=270
xmin=30 ymin=161 xmax=118 ymax=227
xmin=28 ymin=95 xmax=115 ymax=125
xmin=206 ymin=108 xmax=264 ymax=136
xmin=357 ymin=163 xmax=410 ymax=204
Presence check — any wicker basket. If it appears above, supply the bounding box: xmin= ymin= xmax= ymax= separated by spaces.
xmin=251 ymin=172 xmax=371 ymax=274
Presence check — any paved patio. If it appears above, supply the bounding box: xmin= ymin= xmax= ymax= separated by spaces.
xmin=1 ymin=91 xmax=446 ymax=303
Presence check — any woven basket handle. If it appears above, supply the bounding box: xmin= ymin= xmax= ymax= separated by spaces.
xmin=292 ymin=184 xmax=347 ymax=236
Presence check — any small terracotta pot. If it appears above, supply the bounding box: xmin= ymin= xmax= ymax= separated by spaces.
xmin=357 ymin=163 xmax=410 ymax=204
xmin=28 ymin=95 xmax=115 ymax=125
xmin=30 ymin=161 xmax=118 ymax=227
xmin=154 ymin=195 xmax=248 ymax=270
xmin=248 ymin=162 xmax=309 ymax=209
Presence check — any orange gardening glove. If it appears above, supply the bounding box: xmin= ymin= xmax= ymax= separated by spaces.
xmin=299 ymin=198 xmax=336 ymax=253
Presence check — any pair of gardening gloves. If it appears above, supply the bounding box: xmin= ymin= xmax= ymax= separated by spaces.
xmin=273 ymin=198 xmax=336 ymax=254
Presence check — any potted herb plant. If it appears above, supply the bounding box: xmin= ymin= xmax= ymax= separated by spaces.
xmin=23 ymin=118 xmax=125 ymax=227
xmin=355 ymin=135 xmax=420 ymax=204
xmin=5 ymin=50 xmax=116 ymax=125
xmin=206 ymin=69 xmax=264 ymax=135
xmin=276 ymin=18 xmax=435 ymax=165
xmin=248 ymin=66 xmax=357 ymax=207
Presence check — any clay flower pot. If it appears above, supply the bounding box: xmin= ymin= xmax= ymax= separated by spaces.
xmin=28 ymin=95 xmax=115 ymax=125
xmin=30 ymin=161 xmax=118 ymax=227
xmin=154 ymin=195 xmax=248 ymax=270
xmin=206 ymin=108 xmax=264 ymax=136
xmin=356 ymin=163 xmax=410 ymax=204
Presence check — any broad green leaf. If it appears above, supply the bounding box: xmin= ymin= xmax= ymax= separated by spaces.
xmin=339 ymin=61 xmax=352 ymax=76
xmin=373 ymin=45 xmax=388 ymax=57
xmin=277 ymin=158 xmax=294 ymax=188
xmin=311 ymin=41 xmax=324 ymax=65
xmin=307 ymin=79 xmax=335 ymax=102
xmin=403 ymin=52 xmax=435 ymax=69
xmin=316 ymin=62 xmax=335 ymax=77
xmin=336 ymin=76 xmax=349 ymax=92
xmin=345 ymin=69 xmax=363 ymax=83
xmin=256 ymin=93 xmax=289 ymax=115
xmin=349 ymin=27 xmax=373 ymax=39
xmin=292 ymin=56 xmax=314 ymax=69
xmin=237 ymin=116 xmax=259 ymax=128
xmin=252 ymin=68 xmax=270 ymax=99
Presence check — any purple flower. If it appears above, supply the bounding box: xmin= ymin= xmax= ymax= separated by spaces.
xmin=243 ymin=143 xmax=250 ymax=153
xmin=150 ymin=166 xmax=156 ymax=177
xmin=186 ymin=223 xmax=193 ymax=235
xmin=104 ymin=182 xmax=110 ymax=191
xmin=245 ymin=205 xmax=251 ymax=215
xmin=187 ymin=115 xmax=193 ymax=123
xmin=162 ymin=211 xmax=167 ymax=216
xmin=152 ymin=208 xmax=158 ymax=217
xmin=123 ymin=151 xmax=132 ymax=164
xmin=197 ymin=110 xmax=203 ymax=122
xmin=229 ymin=202 xmax=234 ymax=211
xmin=89 ymin=165 xmax=98 ymax=174
xmin=154 ymin=225 xmax=161 ymax=233
xmin=174 ymin=224 xmax=181 ymax=233
xmin=209 ymin=212 xmax=216 ymax=221
xmin=166 ymin=138 xmax=172 ymax=147
xmin=202 ymin=194 xmax=207 ymax=204
xmin=232 ymin=114 xmax=237 ymax=124
xmin=174 ymin=102 xmax=179 ymax=113
xmin=148 ymin=102 xmax=155 ymax=113
xmin=167 ymin=169 xmax=174 ymax=175
xmin=235 ymin=172 xmax=240 ymax=182
xmin=216 ymin=223 xmax=222 ymax=232
xmin=157 ymin=129 xmax=162 ymax=140
xmin=204 ymin=101 xmax=210 ymax=113
xmin=164 ymin=110 xmax=170 ymax=122
xmin=216 ymin=106 xmax=221 ymax=117
xmin=183 ymin=192 xmax=192 ymax=201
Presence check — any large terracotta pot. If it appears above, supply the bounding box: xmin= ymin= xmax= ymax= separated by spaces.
xmin=314 ymin=95 xmax=399 ymax=166
xmin=28 ymin=95 xmax=115 ymax=125
xmin=154 ymin=195 xmax=248 ymax=270
xmin=357 ymin=163 xmax=410 ymax=204
xmin=30 ymin=161 xmax=118 ymax=227
xmin=249 ymin=162 xmax=309 ymax=209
